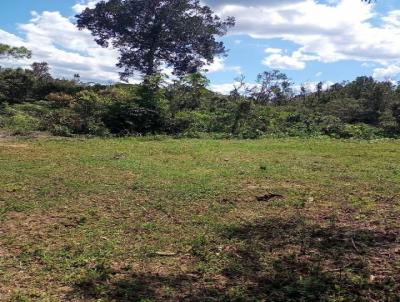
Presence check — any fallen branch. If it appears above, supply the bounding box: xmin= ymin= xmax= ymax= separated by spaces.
xmin=351 ymin=237 xmax=361 ymax=253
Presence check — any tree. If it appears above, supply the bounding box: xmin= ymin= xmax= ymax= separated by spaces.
xmin=300 ymin=85 xmax=307 ymax=102
xmin=0 ymin=68 xmax=35 ymax=103
xmin=228 ymin=75 xmax=252 ymax=135
xmin=317 ymin=82 xmax=323 ymax=101
xmin=30 ymin=62 xmax=54 ymax=99
xmin=167 ymin=73 xmax=210 ymax=112
xmin=76 ymin=0 xmax=235 ymax=80
xmin=31 ymin=62 xmax=51 ymax=80
xmin=0 ymin=44 xmax=31 ymax=59
xmin=251 ymin=70 xmax=293 ymax=105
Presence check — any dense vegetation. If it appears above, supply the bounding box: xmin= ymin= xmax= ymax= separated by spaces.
xmin=0 ymin=63 xmax=399 ymax=139
xmin=0 ymin=0 xmax=395 ymax=140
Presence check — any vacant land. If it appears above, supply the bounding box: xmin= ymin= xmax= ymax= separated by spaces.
xmin=0 ymin=137 xmax=399 ymax=301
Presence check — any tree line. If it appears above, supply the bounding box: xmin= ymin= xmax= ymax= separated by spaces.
xmin=1 ymin=0 xmax=397 ymax=139
xmin=0 ymin=62 xmax=399 ymax=139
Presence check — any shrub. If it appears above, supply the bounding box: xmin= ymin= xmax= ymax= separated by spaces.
xmin=341 ymin=123 xmax=383 ymax=139
xmin=42 ymin=108 xmax=76 ymax=136
xmin=379 ymin=110 xmax=398 ymax=136
xmin=0 ymin=104 xmax=43 ymax=135
xmin=71 ymin=91 xmax=109 ymax=135
xmin=41 ymin=91 xmax=109 ymax=136
xmin=104 ymin=101 xmax=165 ymax=135
xmin=2 ymin=113 xmax=41 ymax=135
xmin=319 ymin=115 xmax=346 ymax=138
xmin=0 ymin=68 xmax=35 ymax=103
xmin=46 ymin=92 xmax=75 ymax=108
xmin=238 ymin=127 xmax=263 ymax=139
xmin=170 ymin=111 xmax=212 ymax=134
xmin=323 ymin=98 xmax=364 ymax=123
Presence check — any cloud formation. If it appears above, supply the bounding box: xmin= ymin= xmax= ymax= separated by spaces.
xmin=2 ymin=0 xmax=400 ymax=84
xmin=262 ymin=53 xmax=306 ymax=70
xmin=0 ymin=2 xmax=237 ymax=83
xmin=0 ymin=10 xmax=122 ymax=82
xmin=212 ymin=0 xmax=400 ymax=78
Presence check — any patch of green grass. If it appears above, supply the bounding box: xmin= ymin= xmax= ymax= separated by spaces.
xmin=0 ymin=137 xmax=399 ymax=301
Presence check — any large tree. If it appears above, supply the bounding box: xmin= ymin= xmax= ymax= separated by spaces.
xmin=76 ymin=0 xmax=235 ymax=80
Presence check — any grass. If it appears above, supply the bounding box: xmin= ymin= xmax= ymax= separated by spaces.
xmin=0 ymin=136 xmax=399 ymax=301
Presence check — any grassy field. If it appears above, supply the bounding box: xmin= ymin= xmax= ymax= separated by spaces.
xmin=0 ymin=137 xmax=399 ymax=301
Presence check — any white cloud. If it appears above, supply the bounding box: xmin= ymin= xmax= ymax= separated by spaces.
xmin=373 ymin=64 xmax=400 ymax=79
xmin=210 ymin=82 xmax=237 ymax=94
xmin=3 ymin=0 xmax=400 ymax=83
xmin=315 ymin=72 xmax=322 ymax=77
xmin=0 ymin=11 xmax=123 ymax=82
xmin=361 ymin=62 xmax=375 ymax=68
xmin=382 ymin=10 xmax=400 ymax=28
xmin=263 ymin=53 xmax=305 ymax=70
xmin=0 ymin=2 xmax=239 ymax=83
xmin=265 ymin=48 xmax=283 ymax=54
xmin=205 ymin=57 xmax=226 ymax=73
xmin=72 ymin=0 xmax=102 ymax=14
xmin=214 ymin=0 xmax=400 ymax=75
xmin=293 ymin=81 xmax=333 ymax=94
xmin=210 ymin=81 xmax=255 ymax=95
xmin=205 ymin=57 xmax=242 ymax=74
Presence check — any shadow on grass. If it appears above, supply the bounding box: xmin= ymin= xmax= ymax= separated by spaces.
xmin=69 ymin=216 xmax=399 ymax=301
xmin=219 ymin=217 xmax=399 ymax=301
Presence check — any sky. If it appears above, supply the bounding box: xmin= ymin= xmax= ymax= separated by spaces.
xmin=1 ymin=0 xmax=400 ymax=93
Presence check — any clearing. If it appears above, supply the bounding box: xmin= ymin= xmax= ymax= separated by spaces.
xmin=0 ymin=137 xmax=399 ymax=301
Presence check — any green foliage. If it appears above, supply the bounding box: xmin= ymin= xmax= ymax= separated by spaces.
xmin=0 ymin=43 xmax=31 ymax=59
xmin=322 ymin=97 xmax=364 ymax=123
xmin=0 ymin=105 xmax=41 ymax=135
xmin=341 ymin=123 xmax=383 ymax=139
xmin=46 ymin=92 xmax=75 ymax=108
xmin=0 ymin=68 xmax=35 ymax=103
xmin=1 ymin=62 xmax=400 ymax=139
xmin=167 ymin=73 xmax=211 ymax=112
xmin=170 ymin=111 xmax=213 ymax=136
xmin=44 ymin=90 xmax=109 ymax=136
xmin=104 ymin=102 xmax=165 ymax=135
xmin=76 ymin=0 xmax=234 ymax=78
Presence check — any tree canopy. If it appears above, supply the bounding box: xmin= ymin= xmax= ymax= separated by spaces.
xmin=76 ymin=0 xmax=235 ymax=80
xmin=0 ymin=44 xmax=31 ymax=59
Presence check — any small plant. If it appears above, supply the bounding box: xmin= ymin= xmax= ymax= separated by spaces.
xmin=3 ymin=113 xmax=41 ymax=135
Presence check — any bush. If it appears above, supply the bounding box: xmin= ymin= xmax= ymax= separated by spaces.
xmin=42 ymin=108 xmax=76 ymax=136
xmin=39 ymin=91 xmax=109 ymax=136
xmin=71 ymin=91 xmax=109 ymax=135
xmin=238 ymin=127 xmax=263 ymax=139
xmin=104 ymin=101 xmax=165 ymax=135
xmin=319 ymin=115 xmax=346 ymax=138
xmin=341 ymin=123 xmax=383 ymax=139
xmin=0 ymin=68 xmax=35 ymax=103
xmin=379 ymin=110 xmax=398 ymax=136
xmin=169 ymin=111 xmax=212 ymax=134
xmin=1 ymin=113 xmax=41 ymax=135
xmin=46 ymin=92 xmax=75 ymax=108
xmin=322 ymin=98 xmax=364 ymax=123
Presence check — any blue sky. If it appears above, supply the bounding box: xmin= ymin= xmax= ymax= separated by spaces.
xmin=1 ymin=0 xmax=400 ymax=93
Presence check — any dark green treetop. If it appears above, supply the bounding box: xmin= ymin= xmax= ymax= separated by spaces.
xmin=76 ymin=0 xmax=235 ymax=80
